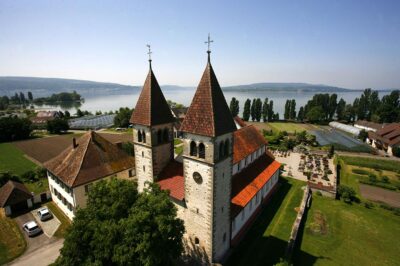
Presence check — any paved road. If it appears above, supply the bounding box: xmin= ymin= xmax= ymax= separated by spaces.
xmin=8 ymin=239 xmax=63 ymax=266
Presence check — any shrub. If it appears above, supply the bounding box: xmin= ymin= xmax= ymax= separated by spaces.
xmin=315 ymin=191 xmax=322 ymax=196
xmin=337 ymin=185 xmax=356 ymax=203
xmin=364 ymin=202 xmax=374 ymax=209
xmin=34 ymin=166 xmax=47 ymax=179
xmin=352 ymin=168 xmax=369 ymax=175
xmin=0 ymin=172 xmax=21 ymax=186
xmin=368 ymin=174 xmax=377 ymax=183
xmin=381 ymin=176 xmax=390 ymax=183
xmin=21 ymin=170 xmax=37 ymax=183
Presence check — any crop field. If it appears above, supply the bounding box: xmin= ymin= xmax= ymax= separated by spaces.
xmin=311 ymin=128 xmax=372 ymax=152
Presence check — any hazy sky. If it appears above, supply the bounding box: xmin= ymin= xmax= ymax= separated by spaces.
xmin=0 ymin=0 xmax=399 ymax=89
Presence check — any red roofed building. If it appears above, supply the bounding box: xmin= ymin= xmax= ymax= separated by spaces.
xmin=367 ymin=123 xmax=400 ymax=156
xmin=131 ymin=48 xmax=280 ymax=264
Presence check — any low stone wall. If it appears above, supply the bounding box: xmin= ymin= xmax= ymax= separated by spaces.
xmin=285 ymin=186 xmax=311 ymax=260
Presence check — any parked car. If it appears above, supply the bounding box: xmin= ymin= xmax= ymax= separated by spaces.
xmin=23 ymin=221 xmax=42 ymax=237
xmin=37 ymin=207 xmax=53 ymax=221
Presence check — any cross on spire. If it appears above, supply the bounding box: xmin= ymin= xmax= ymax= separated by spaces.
xmin=146 ymin=44 xmax=152 ymax=68
xmin=204 ymin=33 xmax=213 ymax=62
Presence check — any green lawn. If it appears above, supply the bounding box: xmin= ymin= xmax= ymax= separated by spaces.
xmin=227 ymin=177 xmax=306 ymax=266
xmin=0 ymin=143 xmax=37 ymax=175
xmin=45 ymin=202 xmax=71 ymax=238
xmin=24 ymin=178 xmax=49 ymax=194
xmin=340 ymin=156 xmax=400 ymax=173
xmin=0 ymin=215 xmax=26 ymax=265
xmin=266 ymin=122 xmax=311 ymax=133
xmin=174 ymin=145 xmax=183 ymax=155
xmin=293 ymin=195 xmax=400 ymax=266
xmin=174 ymin=138 xmax=182 ymax=145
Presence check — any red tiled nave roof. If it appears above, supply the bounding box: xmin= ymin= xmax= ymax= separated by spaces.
xmin=231 ymin=155 xmax=280 ymax=218
xmin=233 ymin=125 xmax=268 ymax=164
xmin=157 ymin=160 xmax=185 ymax=201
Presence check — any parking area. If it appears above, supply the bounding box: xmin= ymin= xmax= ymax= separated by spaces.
xmin=31 ymin=207 xmax=61 ymax=238
xmin=13 ymin=212 xmax=53 ymax=254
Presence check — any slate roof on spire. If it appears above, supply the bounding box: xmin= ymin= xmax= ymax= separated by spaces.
xmin=130 ymin=68 xmax=175 ymax=126
xmin=180 ymin=60 xmax=236 ymax=137
xmin=44 ymin=131 xmax=135 ymax=188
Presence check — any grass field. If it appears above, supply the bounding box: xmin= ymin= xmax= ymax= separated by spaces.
xmin=0 ymin=143 xmax=37 ymax=175
xmin=24 ymin=178 xmax=49 ymax=194
xmin=0 ymin=215 xmax=26 ymax=265
xmin=340 ymin=156 xmax=400 ymax=173
xmin=227 ymin=177 xmax=306 ymax=266
xmin=267 ymin=122 xmax=316 ymax=133
xmin=45 ymin=202 xmax=71 ymax=238
xmin=293 ymin=195 xmax=400 ymax=266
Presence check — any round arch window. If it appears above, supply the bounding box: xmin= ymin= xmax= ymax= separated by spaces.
xmin=193 ymin=172 xmax=203 ymax=184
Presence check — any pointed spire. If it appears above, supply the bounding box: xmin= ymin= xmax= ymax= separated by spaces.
xmin=205 ymin=33 xmax=213 ymax=63
xmin=130 ymin=49 xmax=174 ymax=126
xmin=180 ymin=44 xmax=236 ymax=137
xmin=146 ymin=44 xmax=152 ymax=70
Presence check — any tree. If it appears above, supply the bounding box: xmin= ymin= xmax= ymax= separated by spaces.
xmin=377 ymin=90 xmax=399 ymax=123
xmin=290 ymin=99 xmax=296 ymax=120
xmin=64 ymin=110 xmax=70 ymax=118
xmin=114 ymin=107 xmax=133 ymax=128
xmin=255 ymin=98 xmax=262 ymax=122
xmin=343 ymin=104 xmax=356 ymax=123
xmin=262 ymin=98 xmax=269 ymax=122
xmin=337 ymin=185 xmax=356 ymax=203
xmin=250 ymin=99 xmax=257 ymax=121
xmin=243 ymin=99 xmax=251 ymax=121
xmin=328 ymin=94 xmax=337 ymax=120
xmin=229 ymin=97 xmax=240 ymax=117
xmin=0 ymin=117 xmax=32 ymax=142
xmin=27 ymin=91 xmax=33 ymax=101
xmin=297 ymin=106 xmax=305 ymax=122
xmin=358 ymin=129 xmax=368 ymax=142
xmin=328 ymin=145 xmax=335 ymax=158
xmin=392 ymin=146 xmax=400 ymax=158
xmin=284 ymin=100 xmax=290 ymax=120
xmin=55 ymin=179 xmax=184 ymax=266
xmin=19 ymin=92 xmax=26 ymax=103
xmin=76 ymin=109 xmax=84 ymax=117
xmin=306 ymin=106 xmax=325 ymax=123
xmin=336 ymin=98 xmax=346 ymax=121
xmin=47 ymin=118 xmax=69 ymax=134
xmin=268 ymin=100 xmax=274 ymax=121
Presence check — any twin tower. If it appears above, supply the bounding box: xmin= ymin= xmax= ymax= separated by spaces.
xmin=130 ymin=52 xmax=237 ymax=263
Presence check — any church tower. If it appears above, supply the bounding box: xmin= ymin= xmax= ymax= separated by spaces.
xmin=130 ymin=52 xmax=175 ymax=192
xmin=180 ymin=40 xmax=237 ymax=263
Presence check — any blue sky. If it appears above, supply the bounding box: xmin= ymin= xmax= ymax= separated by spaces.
xmin=0 ymin=0 xmax=399 ymax=89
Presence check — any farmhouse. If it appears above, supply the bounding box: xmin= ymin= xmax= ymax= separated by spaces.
xmin=130 ymin=51 xmax=280 ymax=263
xmin=367 ymin=123 xmax=400 ymax=156
xmin=43 ymin=131 xmax=136 ymax=219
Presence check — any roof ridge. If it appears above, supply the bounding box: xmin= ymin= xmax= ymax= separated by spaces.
xmin=71 ymin=131 xmax=93 ymax=187
xmin=208 ymin=63 xmax=216 ymax=135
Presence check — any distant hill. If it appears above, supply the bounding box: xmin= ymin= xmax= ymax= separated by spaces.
xmin=0 ymin=77 xmax=379 ymax=98
xmin=223 ymin=83 xmax=353 ymax=92
xmin=0 ymin=76 xmax=139 ymax=97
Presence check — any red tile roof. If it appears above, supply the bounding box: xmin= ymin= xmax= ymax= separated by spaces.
xmin=180 ymin=60 xmax=236 ymax=137
xmin=0 ymin=181 xmax=32 ymax=207
xmin=234 ymin=116 xmax=247 ymax=128
xmin=44 ymin=131 xmax=135 ymax=188
xmin=231 ymin=155 xmax=280 ymax=218
xmin=233 ymin=125 xmax=268 ymax=164
xmin=368 ymin=123 xmax=400 ymax=146
xmin=157 ymin=160 xmax=185 ymax=201
xmin=355 ymin=120 xmax=383 ymax=131
xmin=130 ymin=68 xmax=175 ymax=126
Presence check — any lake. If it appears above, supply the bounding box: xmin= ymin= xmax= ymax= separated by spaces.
xmin=34 ymin=89 xmax=391 ymax=117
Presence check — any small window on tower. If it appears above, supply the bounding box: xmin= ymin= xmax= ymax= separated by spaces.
xmin=142 ymin=151 xmax=144 ymax=157
xmin=142 ymin=131 xmax=146 ymax=143
xmin=198 ymin=143 xmax=205 ymax=158
xmin=143 ymin=166 xmax=145 ymax=172
xmin=194 ymin=237 xmax=200 ymax=245
xmin=138 ymin=130 xmax=142 ymax=142
xmin=157 ymin=129 xmax=162 ymax=144
xmin=163 ymin=128 xmax=169 ymax=142
xmin=190 ymin=141 xmax=197 ymax=156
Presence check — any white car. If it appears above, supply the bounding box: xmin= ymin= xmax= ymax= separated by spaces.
xmin=23 ymin=221 xmax=42 ymax=237
xmin=37 ymin=207 xmax=53 ymax=221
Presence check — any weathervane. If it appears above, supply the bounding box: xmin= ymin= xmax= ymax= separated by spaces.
xmin=146 ymin=44 xmax=152 ymax=68
xmin=205 ymin=33 xmax=213 ymax=62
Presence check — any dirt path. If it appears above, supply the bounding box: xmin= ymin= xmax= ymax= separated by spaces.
xmin=359 ymin=184 xmax=400 ymax=207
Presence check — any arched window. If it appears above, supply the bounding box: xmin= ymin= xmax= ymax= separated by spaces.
xmin=138 ymin=130 xmax=142 ymax=142
xmin=157 ymin=129 xmax=162 ymax=144
xmin=194 ymin=237 xmax=200 ymax=245
xmin=142 ymin=131 xmax=146 ymax=143
xmin=163 ymin=128 xmax=169 ymax=142
xmin=198 ymin=143 xmax=205 ymax=159
xmin=224 ymin=139 xmax=229 ymax=156
xmin=219 ymin=141 xmax=225 ymax=159
xmin=190 ymin=141 xmax=197 ymax=156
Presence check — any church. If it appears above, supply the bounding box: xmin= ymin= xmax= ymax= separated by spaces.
xmin=130 ymin=47 xmax=281 ymax=263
